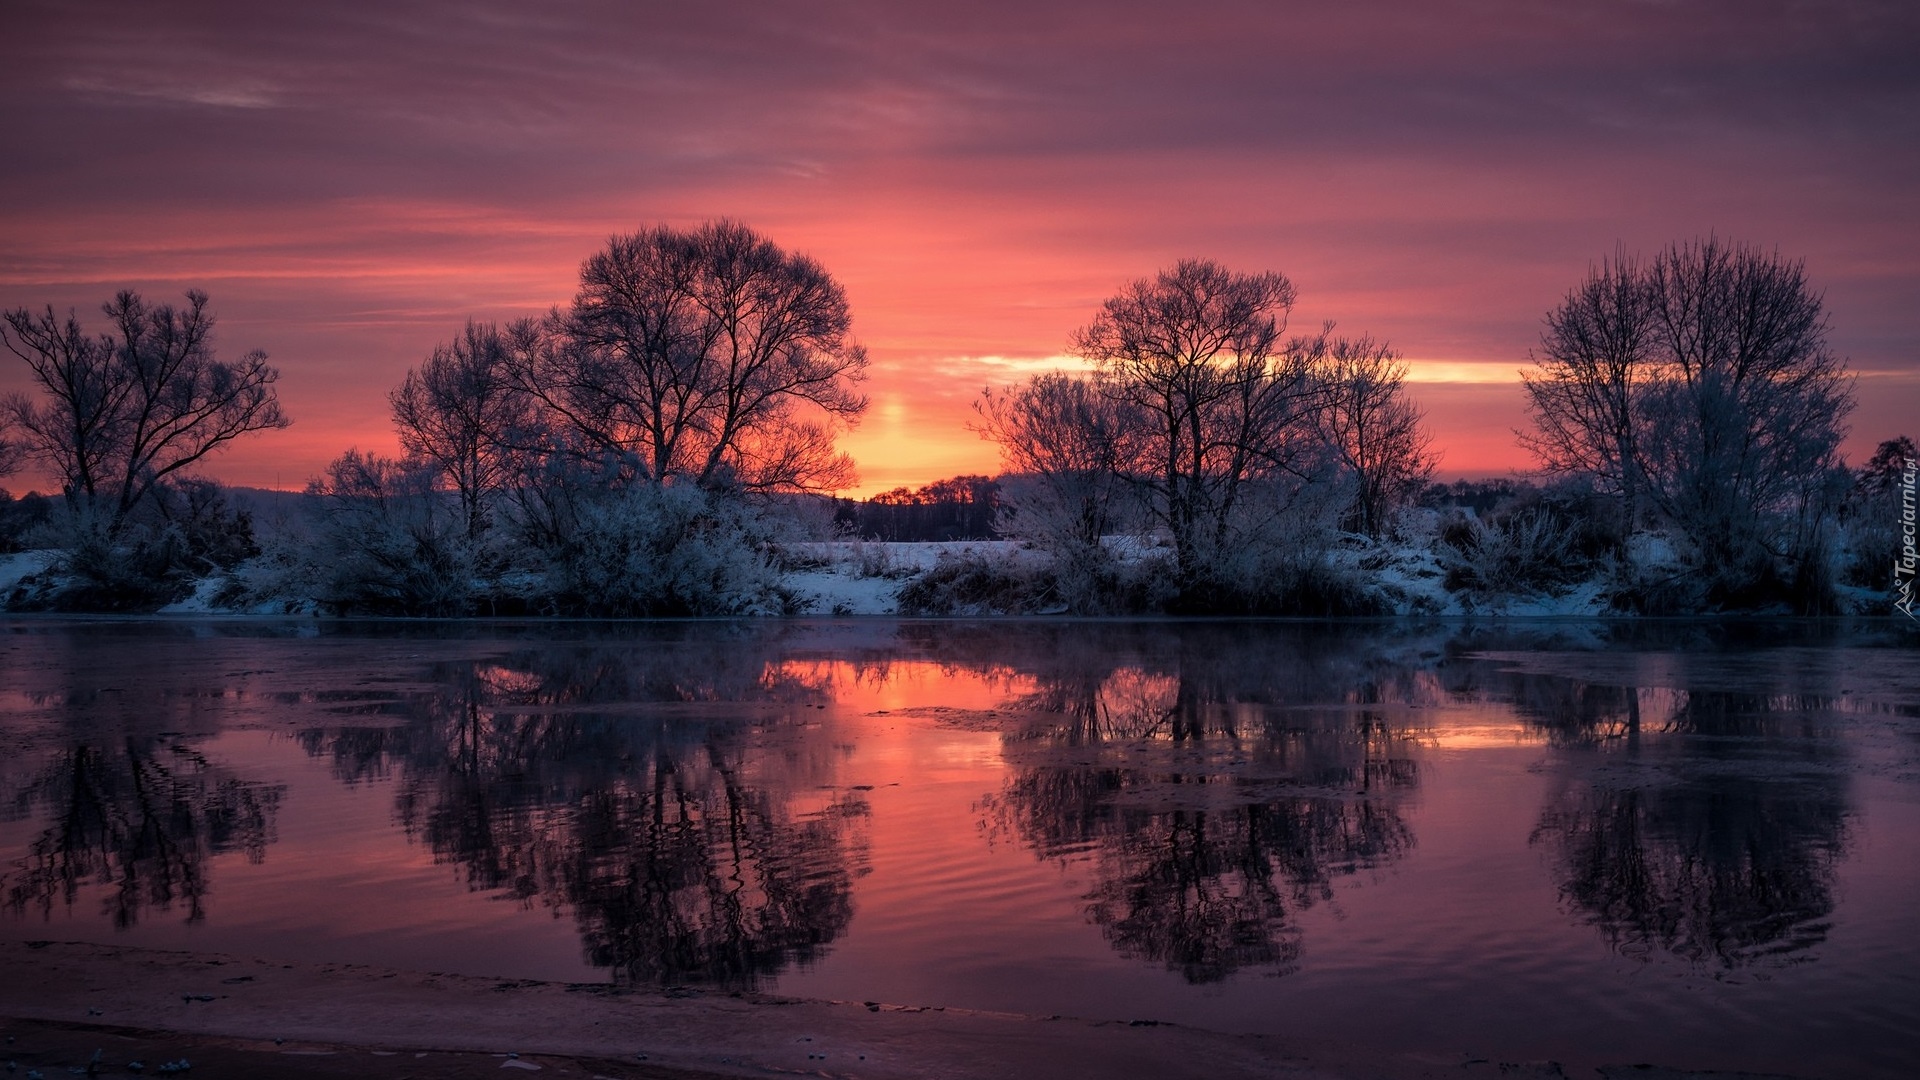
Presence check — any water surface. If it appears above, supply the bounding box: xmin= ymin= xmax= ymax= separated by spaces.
xmin=2 ymin=618 xmax=1916 ymax=1077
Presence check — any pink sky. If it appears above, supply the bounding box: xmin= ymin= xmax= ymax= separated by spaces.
xmin=3 ymin=1 xmax=1915 ymax=496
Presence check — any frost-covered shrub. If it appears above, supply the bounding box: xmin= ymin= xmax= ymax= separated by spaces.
xmin=1440 ymin=507 xmax=1584 ymax=596
xmin=990 ymin=486 xmax=1129 ymax=614
xmin=1596 ymin=531 xmax=1700 ymax=614
xmin=1256 ymin=554 xmax=1389 ymax=615
xmin=896 ymin=550 xmax=1056 ymax=616
xmin=211 ymin=545 xmax=316 ymax=613
xmin=0 ymin=490 xmax=51 ymax=554
xmin=1840 ymin=513 xmax=1897 ymax=592
xmin=10 ymin=479 xmax=263 ymax=611
xmin=307 ymin=450 xmax=475 ymax=615
xmin=1164 ymin=473 xmax=1387 ymax=614
xmin=42 ymin=513 xmax=196 ymax=611
xmin=836 ymin=538 xmax=906 ymax=579
xmin=150 ymin=477 xmax=262 ymax=571
xmin=539 ymin=483 xmax=786 ymax=616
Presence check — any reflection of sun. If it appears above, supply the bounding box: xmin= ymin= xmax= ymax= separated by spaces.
xmin=770 ymin=658 xmax=1033 ymax=715
xmin=1425 ymin=706 xmax=1551 ymax=750
xmin=475 ymin=664 xmax=543 ymax=697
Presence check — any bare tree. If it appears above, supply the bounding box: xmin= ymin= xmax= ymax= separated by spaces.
xmin=0 ymin=411 xmax=20 ymax=481
xmin=508 ymin=221 xmax=868 ymax=494
xmin=1854 ymin=435 xmax=1916 ymax=499
xmin=1520 ymin=248 xmax=1652 ymax=533
xmin=1312 ymin=335 xmax=1435 ymax=537
xmin=1638 ymin=239 xmax=1851 ymax=573
xmin=391 ymin=321 xmax=534 ymax=541
xmin=2 ymin=306 xmax=122 ymax=506
xmin=2 ymin=290 xmax=288 ymax=535
xmin=1071 ymin=259 xmax=1318 ymax=592
xmin=974 ymin=373 xmax=1141 ymax=548
xmin=1521 ymin=239 xmax=1853 ymax=588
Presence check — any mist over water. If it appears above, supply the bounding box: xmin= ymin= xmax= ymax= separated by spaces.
xmin=2 ymin=618 xmax=1916 ymax=1076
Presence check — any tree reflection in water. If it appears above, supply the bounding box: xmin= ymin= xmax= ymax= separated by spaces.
xmin=981 ymin=626 xmax=1427 ymax=982
xmin=0 ymin=618 xmax=1883 ymax=991
xmin=302 ymin=639 xmax=869 ymax=989
xmin=1 ymin=693 xmax=281 ymax=928
xmin=1502 ymin=657 xmax=1854 ymax=967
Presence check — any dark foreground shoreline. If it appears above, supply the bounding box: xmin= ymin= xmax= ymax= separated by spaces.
xmin=0 ymin=941 xmax=1810 ymax=1080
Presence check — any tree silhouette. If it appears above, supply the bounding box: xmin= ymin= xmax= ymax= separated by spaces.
xmin=1312 ymin=334 xmax=1436 ymax=537
xmin=2 ymin=290 xmax=288 ymax=537
xmin=1522 ymin=239 xmax=1854 ymax=602
xmin=508 ymin=220 xmax=868 ymax=494
xmin=1071 ymin=259 xmax=1323 ymax=600
xmin=390 ymin=321 xmax=537 ymax=542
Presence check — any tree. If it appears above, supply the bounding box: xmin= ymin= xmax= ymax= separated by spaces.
xmin=0 ymin=410 xmax=20 ymax=481
xmin=1519 ymin=248 xmax=1652 ymax=532
xmin=1071 ymin=259 xmax=1319 ymax=594
xmin=1521 ymin=239 xmax=1854 ymax=593
xmin=1312 ymin=335 xmax=1435 ymax=537
xmin=1853 ymin=435 xmax=1915 ymax=499
xmin=390 ymin=321 xmax=534 ymax=541
xmin=2 ymin=290 xmax=289 ymax=536
xmin=508 ymin=221 xmax=869 ymax=494
xmin=974 ymin=372 xmax=1142 ymax=552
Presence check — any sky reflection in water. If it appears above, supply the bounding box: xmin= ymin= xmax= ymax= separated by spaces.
xmin=1 ymin=619 xmax=1915 ymax=1075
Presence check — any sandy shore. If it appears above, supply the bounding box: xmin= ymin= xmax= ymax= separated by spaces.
xmin=0 ymin=940 xmax=1794 ymax=1080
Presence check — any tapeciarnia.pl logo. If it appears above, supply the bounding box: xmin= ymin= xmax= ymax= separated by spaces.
xmin=1896 ymin=457 xmax=1918 ymax=619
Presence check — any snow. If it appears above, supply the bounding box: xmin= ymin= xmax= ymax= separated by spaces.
xmin=781 ymin=540 xmax=1027 ymax=614
xmin=0 ymin=549 xmax=57 ymax=598
xmin=155 ymin=574 xmax=231 ymax=614
xmin=1355 ymin=536 xmax=1460 ymax=616
xmin=2 ymin=529 xmax=1897 ymax=618
xmin=784 ymin=568 xmax=903 ymax=615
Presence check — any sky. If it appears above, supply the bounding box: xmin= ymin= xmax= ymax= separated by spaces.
xmin=1 ymin=0 xmax=1915 ymax=497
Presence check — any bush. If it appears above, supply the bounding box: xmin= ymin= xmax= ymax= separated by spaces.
xmin=0 ymin=490 xmax=51 ymax=553
xmin=538 ymin=484 xmax=787 ymax=616
xmin=307 ymin=451 xmax=475 ymax=616
xmin=1440 ymin=507 xmax=1584 ymax=596
xmin=159 ymin=477 xmax=261 ymax=571
xmin=1603 ymin=532 xmax=1704 ymax=615
xmin=896 ymin=550 xmax=1057 ymax=616
xmin=8 ymin=479 xmax=262 ymax=612
xmin=48 ymin=519 xmax=197 ymax=611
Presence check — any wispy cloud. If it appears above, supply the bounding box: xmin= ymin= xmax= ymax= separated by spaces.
xmin=64 ymin=75 xmax=281 ymax=109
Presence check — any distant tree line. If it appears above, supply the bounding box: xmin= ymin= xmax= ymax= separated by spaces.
xmin=831 ymin=475 xmax=1000 ymax=541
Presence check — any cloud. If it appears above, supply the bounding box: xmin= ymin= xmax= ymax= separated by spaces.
xmin=2 ymin=0 xmax=1914 ymax=493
